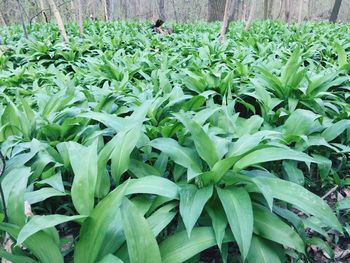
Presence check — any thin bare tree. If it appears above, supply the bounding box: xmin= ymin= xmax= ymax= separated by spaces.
xmin=38 ymin=0 xmax=48 ymax=22
xmin=47 ymin=0 xmax=69 ymax=43
xmin=263 ymin=0 xmax=269 ymax=19
xmin=158 ymin=0 xmax=165 ymax=20
xmin=245 ymin=0 xmax=257 ymax=31
xmin=329 ymin=0 xmax=343 ymax=22
xmin=90 ymin=0 xmax=97 ymax=19
xmin=122 ymin=0 xmax=128 ymax=19
xmin=171 ymin=0 xmax=178 ymax=22
xmin=219 ymin=0 xmax=234 ymax=44
xmin=16 ymin=0 xmax=28 ymax=39
xmin=0 ymin=9 xmax=7 ymax=26
xmin=208 ymin=0 xmax=226 ymax=22
xmin=268 ymin=0 xmax=274 ymax=19
xmin=108 ymin=0 xmax=115 ymax=20
xmin=102 ymin=0 xmax=108 ymax=20
xmin=75 ymin=0 xmax=83 ymax=37
xmin=285 ymin=0 xmax=291 ymax=23
xmin=297 ymin=0 xmax=304 ymax=25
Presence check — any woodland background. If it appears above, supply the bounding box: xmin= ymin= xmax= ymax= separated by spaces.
xmin=0 ymin=0 xmax=349 ymax=27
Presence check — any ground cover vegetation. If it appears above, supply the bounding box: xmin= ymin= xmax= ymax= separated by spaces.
xmin=0 ymin=20 xmax=349 ymax=262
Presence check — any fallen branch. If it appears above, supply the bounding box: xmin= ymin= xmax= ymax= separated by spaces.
xmin=322 ymin=185 xmax=338 ymax=200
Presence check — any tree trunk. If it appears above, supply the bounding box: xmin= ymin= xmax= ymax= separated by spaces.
xmin=102 ymin=0 xmax=108 ymax=20
xmin=297 ymin=0 xmax=303 ymax=24
xmin=38 ymin=0 xmax=48 ymax=23
xmin=242 ymin=1 xmax=248 ymax=20
xmin=263 ymin=0 xmax=268 ymax=19
xmin=219 ymin=0 xmax=234 ymax=44
xmin=47 ymin=0 xmax=69 ymax=43
xmin=329 ymin=0 xmax=342 ymax=22
xmin=108 ymin=0 xmax=115 ymax=20
xmin=122 ymin=0 xmax=128 ymax=19
xmin=90 ymin=0 xmax=97 ymax=19
xmin=208 ymin=0 xmax=226 ymax=22
xmin=158 ymin=0 xmax=165 ymax=20
xmin=0 ymin=9 xmax=7 ymax=26
xmin=237 ymin=0 xmax=245 ymax=20
xmin=16 ymin=0 xmax=28 ymax=39
xmin=75 ymin=0 xmax=83 ymax=37
xmin=268 ymin=0 xmax=274 ymax=19
xmin=285 ymin=0 xmax=291 ymax=23
xmin=171 ymin=0 xmax=178 ymax=22
xmin=245 ymin=0 xmax=256 ymax=31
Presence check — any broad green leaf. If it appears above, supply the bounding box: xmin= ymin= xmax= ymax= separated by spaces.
xmin=74 ymin=182 xmax=129 ymax=263
xmin=233 ymin=147 xmax=315 ymax=171
xmin=253 ymin=204 xmax=304 ymax=253
xmin=206 ymin=201 xmax=227 ymax=250
xmin=37 ymin=172 xmax=65 ymax=192
xmin=337 ymin=197 xmax=350 ymax=210
xmin=322 ymin=120 xmax=350 ymax=142
xmin=121 ymin=198 xmax=162 ymax=263
xmin=2 ymin=167 xmax=31 ymax=204
xmin=307 ymin=237 xmax=334 ymax=259
xmin=129 ymin=159 xmax=161 ymax=178
xmin=247 ymin=236 xmax=284 ymax=263
xmin=281 ymin=47 xmax=302 ymax=86
xmin=147 ymin=203 xmax=177 ymax=236
xmin=111 ymin=126 xmax=141 ymax=183
xmin=0 ymin=249 xmax=38 ymax=263
xmin=17 ymin=214 xmax=87 ymax=245
xmin=97 ymin=254 xmax=124 ymax=263
xmin=0 ymin=223 xmax=63 ymax=263
xmin=8 ymin=174 xmax=28 ymax=225
xmin=67 ymin=141 xmax=98 ymax=215
xmin=179 ymin=184 xmax=213 ymax=237
xmin=334 ymin=42 xmax=348 ymax=67
xmin=217 ymin=186 xmax=253 ymax=259
xmin=150 ymin=138 xmax=202 ymax=177
xmin=126 ymin=176 xmax=179 ymax=199
xmin=174 ymin=112 xmax=219 ymax=168
xmin=79 ymin=112 xmax=126 ymax=132
xmin=246 ymin=176 xmax=342 ymax=232
xmin=282 ymin=160 xmax=304 ymax=185
xmin=24 ymin=188 xmax=66 ymax=204
xmin=160 ymin=227 xmax=233 ymax=263
xmin=283 ymin=109 xmax=317 ymax=138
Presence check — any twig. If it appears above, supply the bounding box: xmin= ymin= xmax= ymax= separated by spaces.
xmin=322 ymin=185 xmax=338 ymax=200
xmin=0 ymin=151 xmax=7 ymax=222
xmin=29 ymin=0 xmax=72 ymax=28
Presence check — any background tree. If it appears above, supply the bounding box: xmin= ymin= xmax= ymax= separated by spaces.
xmin=47 ymin=0 xmax=69 ymax=43
xmin=220 ymin=0 xmax=234 ymax=44
xmin=268 ymin=0 xmax=274 ymax=19
xmin=329 ymin=0 xmax=343 ymax=22
xmin=75 ymin=0 xmax=83 ymax=37
xmin=284 ymin=0 xmax=291 ymax=23
xmin=102 ymin=0 xmax=108 ymax=20
xmin=16 ymin=0 xmax=28 ymax=38
xmin=89 ymin=0 xmax=97 ymax=19
xmin=38 ymin=0 xmax=48 ymax=22
xmin=0 ymin=10 xmax=6 ymax=26
xmin=208 ymin=0 xmax=226 ymax=22
xmin=263 ymin=0 xmax=268 ymax=19
xmin=1 ymin=0 xmax=350 ymax=25
xmin=297 ymin=0 xmax=304 ymax=24
xmin=245 ymin=0 xmax=256 ymax=30
xmin=158 ymin=0 xmax=165 ymax=20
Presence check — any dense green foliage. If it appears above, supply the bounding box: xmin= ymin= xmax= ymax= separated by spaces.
xmin=0 ymin=20 xmax=349 ymax=262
